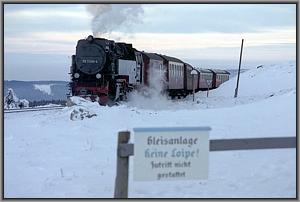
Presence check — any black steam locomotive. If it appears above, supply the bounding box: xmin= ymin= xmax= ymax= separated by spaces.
xmin=69 ymin=35 xmax=230 ymax=105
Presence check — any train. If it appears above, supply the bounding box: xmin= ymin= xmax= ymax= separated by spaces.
xmin=69 ymin=35 xmax=230 ymax=105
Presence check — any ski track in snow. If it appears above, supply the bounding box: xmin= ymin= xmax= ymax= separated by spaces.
xmin=4 ymin=62 xmax=296 ymax=198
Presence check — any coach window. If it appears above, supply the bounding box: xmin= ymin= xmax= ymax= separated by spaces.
xmin=172 ymin=64 xmax=175 ymax=76
xmin=173 ymin=66 xmax=175 ymax=76
xmin=173 ymin=65 xmax=175 ymax=76
xmin=174 ymin=65 xmax=176 ymax=75
xmin=172 ymin=65 xmax=176 ymax=76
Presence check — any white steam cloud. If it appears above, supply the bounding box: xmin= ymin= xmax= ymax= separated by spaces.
xmin=127 ymin=68 xmax=173 ymax=110
xmin=86 ymin=4 xmax=144 ymax=36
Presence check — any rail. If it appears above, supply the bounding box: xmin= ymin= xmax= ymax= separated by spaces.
xmin=4 ymin=106 xmax=64 ymax=113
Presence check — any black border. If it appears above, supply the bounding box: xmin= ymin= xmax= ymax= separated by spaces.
xmin=1 ymin=1 xmax=298 ymax=200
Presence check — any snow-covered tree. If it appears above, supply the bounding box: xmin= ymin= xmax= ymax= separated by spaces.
xmin=4 ymin=88 xmax=29 ymax=109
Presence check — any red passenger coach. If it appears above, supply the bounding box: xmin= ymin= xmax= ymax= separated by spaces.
xmin=210 ymin=69 xmax=230 ymax=89
xmin=141 ymin=52 xmax=166 ymax=88
xmin=198 ymin=69 xmax=214 ymax=90
xmin=184 ymin=63 xmax=199 ymax=94
xmin=158 ymin=55 xmax=185 ymax=97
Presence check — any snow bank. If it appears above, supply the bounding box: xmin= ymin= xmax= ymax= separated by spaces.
xmin=211 ymin=61 xmax=295 ymax=97
xmin=67 ymin=97 xmax=98 ymax=120
xmin=182 ymin=62 xmax=297 ymax=109
xmin=4 ymin=62 xmax=296 ymax=198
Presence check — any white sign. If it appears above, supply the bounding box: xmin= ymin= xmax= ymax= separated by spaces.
xmin=133 ymin=127 xmax=211 ymax=181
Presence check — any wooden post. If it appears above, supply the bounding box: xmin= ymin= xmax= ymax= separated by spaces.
xmin=114 ymin=131 xmax=131 ymax=198
xmin=234 ymin=39 xmax=244 ymax=98
xmin=192 ymin=75 xmax=195 ymax=102
xmin=191 ymin=70 xmax=198 ymax=102
xmin=207 ymin=88 xmax=209 ymax=97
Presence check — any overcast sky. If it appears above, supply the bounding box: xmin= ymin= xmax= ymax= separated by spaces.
xmin=4 ymin=4 xmax=296 ymax=81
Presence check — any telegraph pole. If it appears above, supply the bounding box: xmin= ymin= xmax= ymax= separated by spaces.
xmin=234 ymin=39 xmax=244 ymax=98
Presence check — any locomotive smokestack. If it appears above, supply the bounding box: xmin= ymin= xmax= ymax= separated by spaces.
xmin=86 ymin=4 xmax=144 ymax=36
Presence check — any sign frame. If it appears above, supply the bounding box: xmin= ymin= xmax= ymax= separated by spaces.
xmin=133 ymin=126 xmax=211 ymax=181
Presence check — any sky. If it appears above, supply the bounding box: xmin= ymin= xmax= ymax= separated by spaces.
xmin=4 ymin=4 xmax=297 ymax=81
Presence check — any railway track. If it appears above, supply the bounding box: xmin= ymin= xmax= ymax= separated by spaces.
xmin=4 ymin=106 xmax=65 ymax=113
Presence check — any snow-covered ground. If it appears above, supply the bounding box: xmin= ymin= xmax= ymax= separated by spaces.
xmin=4 ymin=61 xmax=296 ymax=198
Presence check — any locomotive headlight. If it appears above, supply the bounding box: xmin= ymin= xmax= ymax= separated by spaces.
xmin=74 ymin=73 xmax=80 ymax=78
xmin=96 ymin=73 xmax=102 ymax=79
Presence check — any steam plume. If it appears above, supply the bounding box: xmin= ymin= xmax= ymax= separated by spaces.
xmin=86 ymin=4 xmax=144 ymax=36
xmin=127 ymin=68 xmax=172 ymax=110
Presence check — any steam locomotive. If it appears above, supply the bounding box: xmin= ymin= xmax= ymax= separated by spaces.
xmin=69 ymin=35 xmax=230 ymax=105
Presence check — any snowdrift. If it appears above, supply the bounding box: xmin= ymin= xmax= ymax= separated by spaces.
xmin=4 ymin=62 xmax=296 ymax=198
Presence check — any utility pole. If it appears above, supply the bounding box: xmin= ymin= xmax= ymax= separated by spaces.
xmin=234 ymin=39 xmax=244 ymax=98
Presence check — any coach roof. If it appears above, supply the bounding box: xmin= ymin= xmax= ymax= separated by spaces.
xmin=156 ymin=54 xmax=184 ymax=63
xmin=210 ymin=69 xmax=230 ymax=74
xmin=142 ymin=52 xmax=163 ymax=61
xmin=197 ymin=68 xmax=213 ymax=74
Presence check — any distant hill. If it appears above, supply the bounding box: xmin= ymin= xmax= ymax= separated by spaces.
xmin=4 ymin=80 xmax=69 ymax=101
